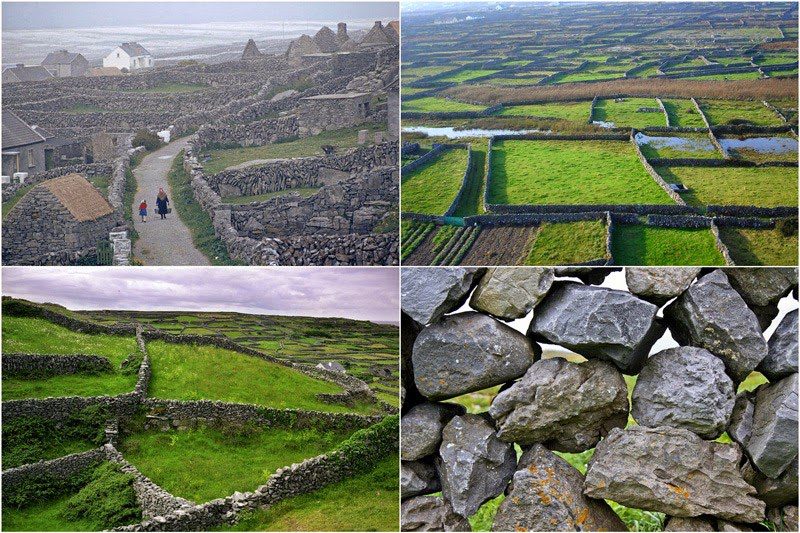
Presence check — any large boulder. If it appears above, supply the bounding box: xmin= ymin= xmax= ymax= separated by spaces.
xmin=759 ymin=310 xmax=798 ymax=381
xmin=401 ymin=268 xmax=484 ymax=326
xmin=489 ymin=358 xmax=628 ymax=452
xmin=401 ymin=496 xmax=472 ymax=531
xmin=727 ymin=391 xmax=756 ymax=448
xmin=741 ymin=457 xmax=798 ymax=508
xmin=663 ymin=516 xmax=716 ymax=531
xmin=401 ymin=402 xmax=466 ymax=460
xmin=664 ymin=270 xmax=767 ymax=383
xmin=724 ymin=268 xmax=797 ymax=308
xmin=437 ymin=414 xmax=516 ymax=518
xmin=401 ymin=460 xmax=441 ymax=500
xmin=491 ymin=444 xmax=627 ymax=532
xmin=413 ymin=312 xmax=539 ymax=400
xmin=469 ymin=267 xmax=554 ymax=321
xmin=625 ymin=267 xmax=700 ymax=305
xmin=632 ymin=347 xmax=735 ymax=439
xmin=584 ymin=426 xmax=766 ymax=523
xmin=528 ymin=283 xmax=664 ymax=374
xmin=745 ymin=373 xmax=798 ymax=479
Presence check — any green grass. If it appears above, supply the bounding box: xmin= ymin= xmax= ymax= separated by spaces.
xmin=2 ymin=433 xmax=96 ymax=470
xmin=402 ymin=147 xmax=469 ymax=215
xmin=452 ymin=139 xmax=488 ymax=216
xmin=439 ymin=69 xmax=499 ymax=83
xmin=2 ymin=183 xmax=34 ymax=219
xmin=3 ymin=494 xmax=100 ymax=531
xmin=719 ymin=227 xmax=798 ymax=266
xmin=611 ymin=225 xmax=726 ymax=266
xmin=202 ymin=124 xmax=382 ymax=174
xmin=146 ymin=340 xmax=378 ymax=414
xmin=700 ymin=99 xmax=784 ymax=127
xmin=656 ymin=166 xmax=798 ymax=207
xmin=525 ymin=220 xmax=608 ymax=265
xmin=402 ymin=96 xmax=487 ymax=114
xmin=226 ymin=455 xmax=398 ymax=531
xmin=166 ymin=151 xmax=241 ymax=265
xmin=86 ymin=174 xmax=111 ymax=198
xmin=221 ymin=187 xmax=321 ymax=204
xmin=488 ymin=139 xmax=674 ymax=205
xmin=3 ymin=373 xmax=137 ymax=400
xmin=118 ymin=425 xmax=351 ymax=503
xmin=126 ymin=83 xmax=207 ymax=94
xmin=660 ymin=99 xmax=708 ymax=127
xmin=403 ymin=65 xmax=458 ymax=80
xmin=594 ymin=98 xmax=667 ymax=128
xmin=498 ymin=101 xmax=590 ymax=122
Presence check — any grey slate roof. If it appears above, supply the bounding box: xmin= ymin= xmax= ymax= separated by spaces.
xmin=41 ymin=50 xmax=84 ymax=65
xmin=2 ymin=111 xmax=46 ymax=149
xmin=2 ymin=65 xmax=53 ymax=83
xmin=119 ymin=42 xmax=151 ymax=57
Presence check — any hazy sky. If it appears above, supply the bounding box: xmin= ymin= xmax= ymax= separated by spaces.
xmin=3 ymin=2 xmax=398 ymax=30
xmin=2 ymin=266 xmax=399 ymax=323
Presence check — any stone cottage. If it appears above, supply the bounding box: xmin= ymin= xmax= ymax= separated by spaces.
xmin=297 ymin=92 xmax=372 ymax=135
xmin=2 ymin=111 xmax=47 ymax=178
xmin=41 ymin=50 xmax=89 ymax=77
xmin=241 ymin=39 xmax=263 ymax=60
xmin=2 ymin=173 xmax=119 ymax=265
xmin=103 ymin=42 xmax=153 ymax=71
xmin=358 ymin=21 xmax=399 ymax=50
xmin=2 ymin=64 xmax=53 ymax=84
xmin=285 ymin=34 xmax=321 ymax=60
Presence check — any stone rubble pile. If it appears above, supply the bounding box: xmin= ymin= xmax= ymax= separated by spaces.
xmin=401 ymin=266 xmax=798 ymax=532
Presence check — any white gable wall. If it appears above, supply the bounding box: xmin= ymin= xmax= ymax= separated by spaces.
xmin=103 ymin=47 xmax=132 ymax=70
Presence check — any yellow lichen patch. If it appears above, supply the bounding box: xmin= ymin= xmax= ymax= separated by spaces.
xmin=514 ymin=525 xmax=528 ymax=532
xmin=511 ymin=496 xmax=521 ymax=505
xmin=528 ymin=464 xmax=539 ymax=475
xmin=667 ymin=483 xmax=691 ymax=498
xmin=576 ymin=508 xmax=590 ymax=525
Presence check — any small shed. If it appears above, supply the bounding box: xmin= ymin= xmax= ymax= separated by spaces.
xmin=297 ymin=92 xmax=372 ymax=135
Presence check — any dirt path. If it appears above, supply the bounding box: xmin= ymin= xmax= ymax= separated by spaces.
xmin=131 ymin=138 xmax=210 ymax=265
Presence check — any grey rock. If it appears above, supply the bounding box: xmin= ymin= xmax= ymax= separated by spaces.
xmin=625 ymin=267 xmax=700 ymax=305
xmin=716 ymin=519 xmax=754 ymax=531
xmin=413 ymin=312 xmax=539 ymax=400
xmin=725 ymin=268 xmax=797 ymax=308
xmin=470 ymin=267 xmax=554 ymax=321
xmin=528 ymin=283 xmax=664 ymax=374
xmin=401 ymin=496 xmax=472 ymax=532
xmin=489 ymin=358 xmax=628 ymax=452
xmin=664 ymin=270 xmax=767 ymax=383
xmin=663 ymin=516 xmax=716 ymax=531
xmin=584 ymin=426 xmax=766 ymax=523
xmin=491 ymin=444 xmax=627 ymax=532
xmin=437 ymin=414 xmax=516 ymax=518
xmin=742 ymin=458 xmax=798 ymax=508
xmin=759 ymin=310 xmax=798 ymax=381
xmin=554 ymin=267 xmax=621 ymax=285
xmin=401 ymin=460 xmax=441 ymax=500
xmin=728 ymin=391 xmax=756 ymax=448
xmin=632 ymin=347 xmax=735 ymax=439
xmin=401 ymin=267 xmax=485 ymax=326
xmin=746 ymin=373 xmax=798 ymax=479
xmin=401 ymin=402 xmax=466 ymax=461
xmin=766 ymin=505 xmax=799 ymax=532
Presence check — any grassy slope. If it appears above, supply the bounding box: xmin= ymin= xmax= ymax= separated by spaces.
xmin=3 ymin=494 xmax=99 ymax=532
xmin=166 ymin=151 xmax=240 ymax=265
xmin=3 ymin=373 xmax=137 ymax=400
xmin=611 ymin=225 xmax=726 ymax=265
xmin=402 ymin=148 xmax=469 ymax=215
xmin=700 ymin=99 xmax=783 ymax=126
xmin=119 ymin=426 xmax=351 ymax=503
xmin=661 ymin=98 xmax=707 ymax=127
xmin=594 ymin=98 xmax=666 ymax=128
xmin=525 ymin=221 xmax=608 ymax=265
xmin=226 ymin=455 xmax=398 ymax=531
xmin=656 ymin=166 xmax=798 ymax=207
xmin=719 ymin=227 xmax=799 ymax=266
xmin=489 ymin=140 xmax=673 ymax=205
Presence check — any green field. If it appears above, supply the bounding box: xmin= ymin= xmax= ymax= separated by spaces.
xmin=594 ymin=98 xmax=667 ymax=128
xmin=611 ymin=225 xmax=726 ymax=265
xmin=660 ymin=99 xmax=708 ymax=127
xmin=689 ymin=71 xmax=762 ymax=81
xmin=488 ymin=139 xmax=674 ymax=205
xmin=402 ymin=96 xmax=487 ymax=113
xmin=638 ymin=135 xmax=721 ymax=159
xmin=119 ymin=426 xmax=351 ymax=503
xmin=699 ymin=99 xmax=784 ymax=126
xmin=498 ymin=101 xmax=590 ymax=122
xmin=439 ymin=69 xmax=499 ymax=83
xmin=719 ymin=226 xmax=799 ymax=266
xmin=226 ymin=456 xmax=398 ymax=531
xmin=656 ymin=166 xmax=798 ymax=207
xmin=525 ymin=220 xmax=608 ymax=265
xmin=402 ymin=147 xmax=469 ymax=214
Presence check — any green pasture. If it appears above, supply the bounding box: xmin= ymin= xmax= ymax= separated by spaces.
xmin=401 ymin=147 xmax=469 ymax=215
xmin=656 ymin=166 xmax=798 ymax=207
xmin=719 ymin=226 xmax=798 ymax=266
xmin=594 ymin=98 xmax=667 ymax=128
xmin=498 ymin=101 xmax=590 ymax=122
xmin=439 ymin=69 xmax=499 ymax=83
xmin=660 ymin=98 xmax=708 ymax=128
xmin=611 ymin=225 xmax=726 ymax=265
xmin=525 ymin=220 xmax=608 ymax=265
xmin=402 ymin=96 xmax=487 ymax=113
xmin=699 ymin=99 xmax=784 ymax=127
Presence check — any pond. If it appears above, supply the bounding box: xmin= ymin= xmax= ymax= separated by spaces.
xmin=402 ymin=125 xmax=543 ymax=138
xmin=634 ymin=132 xmax=717 ymax=152
xmin=719 ymin=136 xmax=798 ymax=155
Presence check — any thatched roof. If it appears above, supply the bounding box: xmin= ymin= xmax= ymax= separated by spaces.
xmin=42 ymin=174 xmax=114 ymax=222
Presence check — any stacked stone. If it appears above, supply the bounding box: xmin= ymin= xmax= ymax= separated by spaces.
xmin=400 ymin=267 xmax=798 ymax=532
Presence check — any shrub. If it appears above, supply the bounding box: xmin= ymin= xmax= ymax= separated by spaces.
xmin=132 ymin=129 xmax=163 ymax=152
xmin=61 ymin=462 xmax=141 ymax=529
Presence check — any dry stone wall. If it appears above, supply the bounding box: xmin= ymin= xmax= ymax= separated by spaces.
xmin=401 ymin=267 xmax=798 ymax=532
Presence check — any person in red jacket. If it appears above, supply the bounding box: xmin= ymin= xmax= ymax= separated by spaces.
xmin=139 ymin=199 xmax=148 ymax=223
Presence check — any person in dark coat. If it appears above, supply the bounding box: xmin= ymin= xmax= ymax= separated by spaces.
xmin=156 ymin=187 xmax=170 ymax=220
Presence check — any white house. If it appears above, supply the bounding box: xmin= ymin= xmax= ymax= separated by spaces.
xmin=102 ymin=42 xmax=153 ymax=72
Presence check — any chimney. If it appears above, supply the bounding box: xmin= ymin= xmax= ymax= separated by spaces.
xmin=374 ymin=21 xmax=383 ymax=29
xmin=337 ymin=22 xmax=348 ymax=40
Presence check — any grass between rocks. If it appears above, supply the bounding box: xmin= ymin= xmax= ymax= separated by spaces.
xmin=524 ymin=220 xmax=608 ymax=265
xmin=488 ymin=139 xmax=674 ymax=205
xmin=201 ymin=124 xmax=383 ymax=174
xmin=719 ymin=226 xmax=799 ymax=266
xmin=656 ymin=166 xmax=798 ymax=207
xmin=166 ymin=151 xmax=241 ymax=265
xmin=220 ymin=187 xmax=321 ymax=204
xmin=118 ymin=425 xmax=352 ymax=503
xmin=225 ymin=455 xmax=398 ymax=531
xmin=402 ymin=147 xmax=470 ymax=215
xmin=610 ymin=224 xmax=726 ymax=266
xmin=498 ymin=101 xmax=591 ymax=122
xmin=593 ymin=97 xmax=666 ymax=128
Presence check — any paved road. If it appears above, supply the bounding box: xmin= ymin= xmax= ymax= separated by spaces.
xmin=131 ymin=137 xmax=210 ymax=265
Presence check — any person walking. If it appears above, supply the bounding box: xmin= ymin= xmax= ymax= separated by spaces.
xmin=139 ymin=199 xmax=148 ymax=223
xmin=156 ymin=187 xmax=170 ymax=220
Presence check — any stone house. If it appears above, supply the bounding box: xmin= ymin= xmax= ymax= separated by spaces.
xmin=297 ymin=92 xmax=372 ymax=135
xmin=358 ymin=21 xmax=399 ymax=50
xmin=2 ymin=111 xmax=47 ymax=178
xmin=2 ymin=64 xmax=53 ymax=84
xmin=285 ymin=34 xmax=321 ymax=60
xmin=103 ymin=42 xmax=153 ymax=71
xmin=2 ymin=173 xmax=119 ymax=265
xmin=241 ymin=39 xmax=263 ymax=60
xmin=41 ymin=50 xmax=89 ymax=77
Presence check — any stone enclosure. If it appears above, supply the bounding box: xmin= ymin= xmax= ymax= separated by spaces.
xmin=400 ymin=266 xmax=798 ymax=532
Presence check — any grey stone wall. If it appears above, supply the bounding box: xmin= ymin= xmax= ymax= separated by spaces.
xmin=2 ymin=353 xmax=114 ymax=377
xmin=195 ymin=116 xmax=299 ymax=150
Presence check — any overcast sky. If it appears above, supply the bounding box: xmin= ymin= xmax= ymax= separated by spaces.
xmin=3 ymin=2 xmax=398 ymax=30
xmin=2 ymin=267 xmax=399 ymax=324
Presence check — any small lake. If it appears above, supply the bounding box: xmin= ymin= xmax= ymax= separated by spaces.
xmin=402 ymin=126 xmax=543 ymax=138
xmin=719 ymin=137 xmax=798 ymax=155
xmin=634 ymin=132 xmax=716 ymax=152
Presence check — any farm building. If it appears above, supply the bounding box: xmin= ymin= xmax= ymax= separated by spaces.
xmin=103 ymin=42 xmax=153 ymax=71
xmin=2 ymin=64 xmax=53 ymax=84
xmin=41 ymin=50 xmax=89 ymax=77
xmin=297 ymin=92 xmax=372 ymax=134
xmin=2 ymin=111 xmax=47 ymax=177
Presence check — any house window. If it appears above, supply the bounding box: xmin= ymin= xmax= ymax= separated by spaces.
xmin=117 ymin=52 xmax=120 ymax=58
xmin=27 ymin=148 xmax=36 ymax=168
